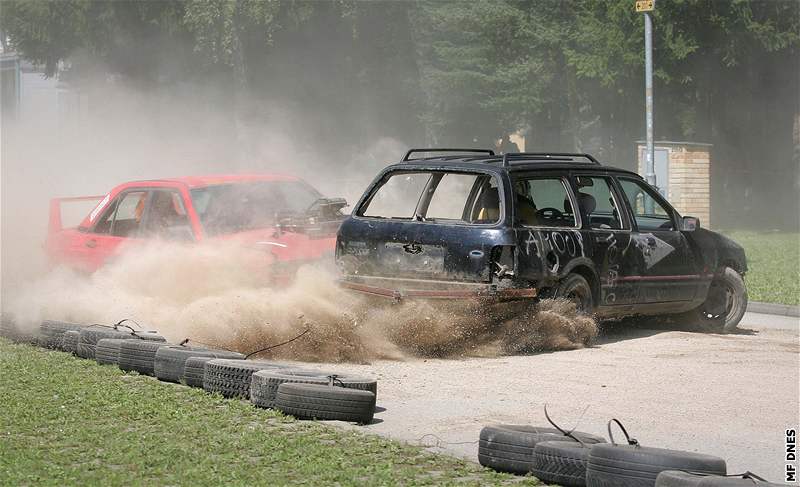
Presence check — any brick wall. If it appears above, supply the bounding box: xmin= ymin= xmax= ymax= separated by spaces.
xmin=637 ymin=143 xmax=712 ymax=228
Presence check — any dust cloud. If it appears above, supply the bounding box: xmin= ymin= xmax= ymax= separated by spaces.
xmin=2 ymin=241 xmax=597 ymax=363
xmin=1 ymin=69 xmax=595 ymax=363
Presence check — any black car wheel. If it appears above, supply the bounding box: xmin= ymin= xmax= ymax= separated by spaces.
xmin=555 ymin=274 xmax=594 ymax=314
xmin=691 ymin=267 xmax=748 ymax=333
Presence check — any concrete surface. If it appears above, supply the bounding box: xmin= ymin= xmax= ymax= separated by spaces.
xmin=748 ymin=302 xmax=800 ymax=318
xmin=304 ymin=314 xmax=799 ymax=483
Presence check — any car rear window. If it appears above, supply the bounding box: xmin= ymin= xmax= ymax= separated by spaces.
xmin=359 ymin=171 xmax=501 ymax=224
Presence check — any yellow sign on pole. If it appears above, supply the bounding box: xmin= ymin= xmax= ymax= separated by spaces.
xmin=636 ymin=0 xmax=654 ymax=12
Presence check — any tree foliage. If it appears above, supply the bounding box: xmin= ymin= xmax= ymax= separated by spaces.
xmin=0 ymin=0 xmax=797 ymax=227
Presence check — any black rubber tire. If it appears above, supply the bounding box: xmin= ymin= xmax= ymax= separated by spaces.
xmin=681 ymin=267 xmax=748 ymax=333
xmin=555 ymin=273 xmax=595 ymax=314
xmin=479 ymin=425 xmax=606 ymax=475
xmin=183 ymin=356 xmax=214 ymax=388
xmin=76 ymin=327 xmax=133 ymax=359
xmin=118 ymin=339 xmax=171 ymax=375
xmin=250 ymin=369 xmax=377 ymax=409
xmin=275 ymin=382 xmax=376 ymax=424
xmin=655 ymin=471 xmax=782 ymax=486
xmin=586 ymin=444 xmax=726 ymax=487
xmin=154 ymin=346 xmax=245 ymax=383
xmin=532 ymin=440 xmax=598 ymax=487
xmin=95 ymin=338 xmax=133 ymax=366
xmin=40 ymin=320 xmax=85 ymax=350
xmin=62 ymin=330 xmax=80 ymax=354
xmin=203 ymin=359 xmax=290 ymax=398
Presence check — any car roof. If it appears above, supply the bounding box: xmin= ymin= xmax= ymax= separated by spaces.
xmin=385 ymin=155 xmax=643 ymax=178
xmin=125 ymin=173 xmax=301 ymax=189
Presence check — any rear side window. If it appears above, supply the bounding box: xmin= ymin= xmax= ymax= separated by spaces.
xmin=359 ymin=171 xmax=501 ymax=224
xmin=112 ymin=191 xmax=148 ymax=237
xmin=574 ymin=176 xmax=624 ymax=230
xmin=512 ymin=177 xmax=577 ymax=227
xmin=93 ymin=191 xmax=148 ymax=237
xmin=360 ymin=173 xmax=431 ymax=219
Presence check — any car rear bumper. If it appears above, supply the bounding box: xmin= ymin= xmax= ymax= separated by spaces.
xmin=337 ymin=276 xmax=537 ymax=302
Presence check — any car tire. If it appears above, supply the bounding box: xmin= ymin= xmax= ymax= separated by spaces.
xmin=532 ymin=440 xmax=598 ymax=487
xmin=76 ymin=326 xmax=134 ymax=359
xmin=118 ymin=339 xmax=170 ymax=375
xmin=62 ymin=330 xmax=81 ymax=354
xmin=154 ymin=346 xmax=245 ymax=384
xmin=586 ymin=444 xmax=726 ymax=487
xmin=250 ymin=369 xmax=377 ymax=409
xmin=682 ymin=267 xmax=748 ymax=333
xmin=275 ymin=382 xmax=376 ymax=424
xmin=183 ymin=356 xmax=215 ymax=388
xmin=40 ymin=320 xmax=85 ymax=350
xmin=203 ymin=359 xmax=289 ymax=399
xmin=655 ymin=471 xmax=782 ymax=486
xmin=95 ymin=338 xmax=132 ymax=366
xmin=555 ymin=274 xmax=594 ymax=314
xmin=478 ymin=425 xmax=605 ymax=475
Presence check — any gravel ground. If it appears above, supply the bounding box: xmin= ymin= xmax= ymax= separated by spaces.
xmin=300 ymin=312 xmax=799 ymax=483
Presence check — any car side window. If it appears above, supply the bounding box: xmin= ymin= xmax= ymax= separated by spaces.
xmin=93 ymin=199 xmax=119 ymax=234
xmin=110 ymin=191 xmax=148 ymax=237
xmin=617 ymin=178 xmax=675 ymax=231
xmin=573 ymin=176 xmax=624 ymax=230
xmin=143 ymin=190 xmax=194 ymax=241
xmin=512 ymin=177 xmax=577 ymax=227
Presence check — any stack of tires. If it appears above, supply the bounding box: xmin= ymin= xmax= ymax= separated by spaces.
xmin=40 ymin=320 xmax=85 ymax=350
xmin=2 ymin=316 xmax=381 ymax=426
xmin=251 ymin=369 xmax=378 ymax=424
xmin=154 ymin=346 xmax=244 ymax=384
xmin=477 ymin=422 xmax=776 ymax=487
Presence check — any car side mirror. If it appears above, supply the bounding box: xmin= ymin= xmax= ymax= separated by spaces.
xmin=681 ymin=216 xmax=700 ymax=231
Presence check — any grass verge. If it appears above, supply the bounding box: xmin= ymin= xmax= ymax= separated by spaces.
xmin=722 ymin=231 xmax=800 ymax=306
xmin=0 ymin=339 xmax=536 ymax=486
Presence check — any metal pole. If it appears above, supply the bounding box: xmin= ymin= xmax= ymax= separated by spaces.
xmin=644 ymin=10 xmax=655 ymax=188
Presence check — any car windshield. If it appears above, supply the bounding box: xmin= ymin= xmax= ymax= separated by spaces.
xmin=190 ymin=181 xmax=321 ymax=236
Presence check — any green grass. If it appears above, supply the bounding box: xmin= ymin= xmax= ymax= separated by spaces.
xmin=0 ymin=340 xmax=536 ymax=486
xmin=722 ymin=231 xmax=800 ymax=306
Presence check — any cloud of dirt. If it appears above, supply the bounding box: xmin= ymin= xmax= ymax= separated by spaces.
xmin=1 ymin=65 xmax=596 ymax=363
xmin=2 ymin=241 xmax=597 ymax=363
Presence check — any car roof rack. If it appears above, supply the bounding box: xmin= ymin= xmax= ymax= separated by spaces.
xmin=500 ymin=152 xmax=600 ymax=167
xmin=402 ymin=148 xmax=495 ymax=161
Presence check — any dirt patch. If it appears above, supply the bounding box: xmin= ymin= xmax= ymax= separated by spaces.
xmin=2 ymin=241 xmax=597 ymax=362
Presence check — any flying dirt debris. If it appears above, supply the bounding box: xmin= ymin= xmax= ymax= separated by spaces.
xmin=3 ymin=240 xmax=597 ymax=363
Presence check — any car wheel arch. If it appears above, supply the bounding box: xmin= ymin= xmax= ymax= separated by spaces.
xmin=557 ymin=259 xmax=599 ymax=306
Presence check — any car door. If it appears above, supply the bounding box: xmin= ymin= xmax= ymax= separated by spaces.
xmin=510 ymin=172 xmax=590 ymax=288
xmin=614 ymin=176 xmax=700 ymax=303
xmin=75 ymin=190 xmax=149 ymax=271
xmin=569 ymin=174 xmax=638 ymax=306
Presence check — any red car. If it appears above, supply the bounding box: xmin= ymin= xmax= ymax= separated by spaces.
xmin=46 ymin=174 xmax=347 ymax=275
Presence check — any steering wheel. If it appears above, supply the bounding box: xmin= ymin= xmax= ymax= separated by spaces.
xmin=537 ymin=207 xmax=564 ymax=220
